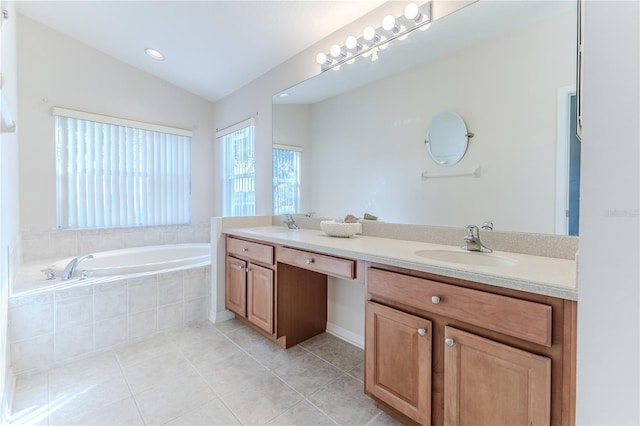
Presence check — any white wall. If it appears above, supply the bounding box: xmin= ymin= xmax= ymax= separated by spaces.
xmin=308 ymin=11 xmax=574 ymax=232
xmin=576 ymin=1 xmax=639 ymax=423
xmin=0 ymin=0 xmax=21 ymax=419
xmin=17 ymin=16 xmax=217 ymax=231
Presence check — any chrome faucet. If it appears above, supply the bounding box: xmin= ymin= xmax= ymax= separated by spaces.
xmin=282 ymin=214 xmax=299 ymax=230
xmin=61 ymin=254 xmax=94 ymax=280
xmin=462 ymin=225 xmax=492 ymax=253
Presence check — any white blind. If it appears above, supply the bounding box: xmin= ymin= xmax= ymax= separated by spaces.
xmin=221 ymin=124 xmax=255 ymax=216
xmin=273 ymin=146 xmax=301 ymax=214
xmin=55 ymin=113 xmax=191 ymax=229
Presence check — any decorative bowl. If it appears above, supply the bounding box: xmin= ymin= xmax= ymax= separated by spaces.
xmin=320 ymin=220 xmax=362 ymax=238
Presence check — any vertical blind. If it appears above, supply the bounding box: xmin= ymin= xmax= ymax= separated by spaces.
xmin=54 ymin=109 xmax=192 ymax=229
xmin=273 ymin=146 xmax=301 ymax=214
xmin=221 ymin=123 xmax=255 ymax=216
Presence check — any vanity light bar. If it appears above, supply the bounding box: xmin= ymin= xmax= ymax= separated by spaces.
xmin=316 ymin=1 xmax=432 ymax=72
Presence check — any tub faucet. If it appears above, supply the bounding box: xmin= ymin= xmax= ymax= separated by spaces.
xmin=282 ymin=214 xmax=299 ymax=230
xmin=61 ymin=254 xmax=94 ymax=280
xmin=462 ymin=225 xmax=492 ymax=253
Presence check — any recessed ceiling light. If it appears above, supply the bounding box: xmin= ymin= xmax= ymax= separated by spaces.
xmin=278 ymin=93 xmax=290 ymax=98
xmin=145 ymin=48 xmax=165 ymax=61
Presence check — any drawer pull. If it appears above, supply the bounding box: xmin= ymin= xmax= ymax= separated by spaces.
xmin=306 ymin=258 xmax=314 ymax=265
xmin=445 ymin=338 xmax=455 ymax=347
xmin=431 ymin=296 xmax=441 ymax=304
xmin=418 ymin=328 xmax=427 ymax=336
xmin=242 ymin=247 xmax=249 ymax=252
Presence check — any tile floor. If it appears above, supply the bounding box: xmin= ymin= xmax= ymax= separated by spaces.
xmin=9 ymin=319 xmax=402 ymax=425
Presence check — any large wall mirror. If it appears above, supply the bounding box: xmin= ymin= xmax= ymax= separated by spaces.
xmin=273 ymin=0 xmax=578 ymax=235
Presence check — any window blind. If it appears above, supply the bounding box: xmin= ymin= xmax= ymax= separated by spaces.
xmin=55 ymin=111 xmax=192 ymax=229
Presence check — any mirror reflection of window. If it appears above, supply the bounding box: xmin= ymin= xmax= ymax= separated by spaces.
xmin=273 ymin=145 xmax=302 ymax=215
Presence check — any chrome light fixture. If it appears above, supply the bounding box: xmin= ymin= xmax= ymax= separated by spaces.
xmin=316 ymin=1 xmax=432 ymax=72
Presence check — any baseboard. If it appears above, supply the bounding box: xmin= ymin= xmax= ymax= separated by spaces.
xmin=209 ymin=309 xmax=235 ymax=324
xmin=1 ymin=367 xmax=15 ymax=425
xmin=326 ymin=322 xmax=364 ymax=349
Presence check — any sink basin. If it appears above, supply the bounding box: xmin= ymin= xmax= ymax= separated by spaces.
xmin=414 ymin=249 xmax=518 ymax=267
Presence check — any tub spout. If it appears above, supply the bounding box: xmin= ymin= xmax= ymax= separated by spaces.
xmin=61 ymin=254 xmax=94 ymax=280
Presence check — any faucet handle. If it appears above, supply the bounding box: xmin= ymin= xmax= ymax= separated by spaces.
xmin=481 ymin=221 xmax=494 ymax=231
xmin=40 ymin=268 xmax=56 ymax=280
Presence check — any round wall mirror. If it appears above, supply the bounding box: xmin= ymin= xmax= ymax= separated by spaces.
xmin=424 ymin=111 xmax=473 ymax=166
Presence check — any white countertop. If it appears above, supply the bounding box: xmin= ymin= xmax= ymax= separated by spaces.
xmin=225 ymin=226 xmax=577 ymax=300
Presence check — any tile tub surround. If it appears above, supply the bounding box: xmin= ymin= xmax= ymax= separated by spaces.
xmin=8 ymin=267 xmax=210 ymax=374
xmin=20 ymin=222 xmax=211 ymax=263
xmin=8 ymin=321 xmax=401 ymax=426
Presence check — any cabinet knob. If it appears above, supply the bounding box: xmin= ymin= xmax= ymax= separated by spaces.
xmin=246 ymin=268 xmax=251 ymax=272
xmin=242 ymin=247 xmax=248 ymax=252
xmin=306 ymin=258 xmax=314 ymax=265
xmin=418 ymin=328 xmax=427 ymax=336
xmin=445 ymin=338 xmax=454 ymax=347
xmin=431 ymin=296 xmax=441 ymax=304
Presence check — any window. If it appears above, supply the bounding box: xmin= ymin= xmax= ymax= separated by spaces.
xmin=273 ymin=145 xmax=301 ymax=215
xmin=54 ymin=107 xmax=192 ymax=230
xmin=219 ymin=118 xmax=256 ymax=216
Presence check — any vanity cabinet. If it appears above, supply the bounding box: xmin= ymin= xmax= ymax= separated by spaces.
xmin=443 ymin=326 xmax=551 ymax=425
xmin=226 ymin=236 xmax=362 ymax=348
xmin=365 ymin=266 xmax=576 ymax=426
xmin=365 ymin=301 xmax=432 ymax=425
xmin=225 ymin=237 xmax=275 ymax=334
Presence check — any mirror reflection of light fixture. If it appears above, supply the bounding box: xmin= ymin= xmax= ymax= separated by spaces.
xmin=315 ymin=1 xmax=432 ymax=71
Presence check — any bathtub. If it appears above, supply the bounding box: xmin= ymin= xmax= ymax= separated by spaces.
xmin=9 ymin=243 xmax=212 ymax=373
xmin=52 ymin=243 xmax=210 ymax=278
xmin=13 ymin=243 xmax=211 ymax=296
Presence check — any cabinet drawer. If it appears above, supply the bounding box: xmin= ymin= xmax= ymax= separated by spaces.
xmin=227 ymin=237 xmax=274 ymax=265
xmin=367 ymin=268 xmax=552 ymax=347
xmin=277 ymin=246 xmax=355 ymax=280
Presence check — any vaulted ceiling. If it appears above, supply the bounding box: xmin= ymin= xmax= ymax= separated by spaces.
xmin=16 ymin=1 xmax=385 ymax=102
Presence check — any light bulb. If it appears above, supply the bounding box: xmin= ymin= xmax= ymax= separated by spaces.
xmin=345 ymin=35 xmax=358 ymax=50
xmin=316 ymin=52 xmax=328 ymax=65
xmin=361 ymin=43 xmax=371 ymax=57
xmin=404 ymin=3 xmax=420 ymax=21
xmin=330 ymin=44 xmax=343 ymax=58
xmin=382 ymin=15 xmax=396 ymax=31
xmin=363 ymin=26 xmax=376 ymax=41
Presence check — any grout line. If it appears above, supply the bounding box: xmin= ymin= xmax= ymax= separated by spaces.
xmin=113 ymin=348 xmax=148 ymax=425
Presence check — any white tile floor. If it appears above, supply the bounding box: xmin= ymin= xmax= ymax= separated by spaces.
xmin=9 ymin=319 xmax=402 ymax=425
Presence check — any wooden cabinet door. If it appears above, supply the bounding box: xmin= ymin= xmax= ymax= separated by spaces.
xmin=444 ymin=326 xmax=551 ymax=426
xmin=247 ymin=263 xmax=274 ymax=334
xmin=225 ymin=256 xmax=247 ymax=317
xmin=365 ymin=302 xmax=432 ymax=425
